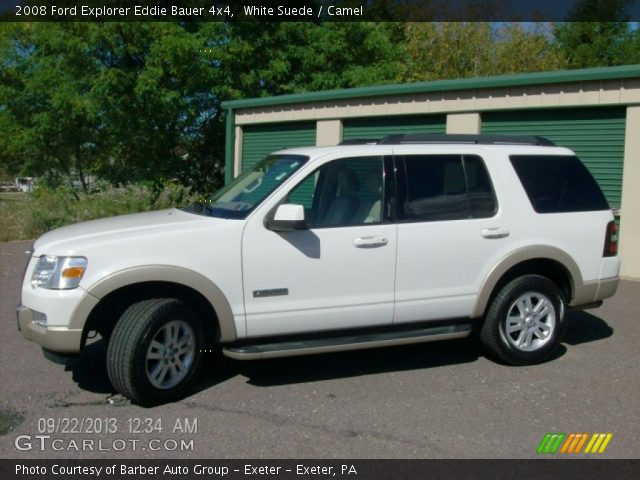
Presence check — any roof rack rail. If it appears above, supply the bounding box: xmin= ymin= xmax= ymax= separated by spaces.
xmin=338 ymin=138 xmax=381 ymax=145
xmin=378 ymin=133 xmax=556 ymax=146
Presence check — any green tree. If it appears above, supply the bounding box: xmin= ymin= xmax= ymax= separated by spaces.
xmin=401 ymin=22 xmax=494 ymax=81
xmin=86 ymin=23 xmax=221 ymax=191
xmin=210 ymin=22 xmax=405 ymax=97
xmin=399 ymin=22 xmax=565 ymax=82
xmin=0 ymin=22 xmax=227 ymax=192
xmin=0 ymin=23 xmax=103 ymax=194
xmin=0 ymin=22 xmax=404 ymax=194
xmin=553 ymin=0 xmax=640 ymax=68
xmin=494 ymin=24 xmax=566 ymax=74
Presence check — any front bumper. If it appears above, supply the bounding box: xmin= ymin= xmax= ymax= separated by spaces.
xmin=17 ymin=304 xmax=82 ymax=353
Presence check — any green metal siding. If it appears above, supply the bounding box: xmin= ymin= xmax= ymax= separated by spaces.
xmin=482 ymin=108 xmax=626 ymax=209
xmin=342 ymin=115 xmax=446 ymax=141
xmin=241 ymin=121 xmax=316 ymax=172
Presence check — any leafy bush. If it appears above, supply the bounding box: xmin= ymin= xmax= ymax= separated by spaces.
xmin=0 ymin=183 xmax=205 ymax=242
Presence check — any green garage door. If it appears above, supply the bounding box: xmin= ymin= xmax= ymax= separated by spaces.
xmin=482 ymin=108 xmax=626 ymax=209
xmin=342 ymin=115 xmax=446 ymax=142
xmin=241 ymin=121 xmax=316 ymax=172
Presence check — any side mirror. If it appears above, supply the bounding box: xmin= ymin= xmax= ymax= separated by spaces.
xmin=266 ymin=204 xmax=307 ymax=232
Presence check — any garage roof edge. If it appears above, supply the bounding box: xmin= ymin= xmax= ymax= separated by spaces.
xmin=221 ymin=64 xmax=640 ymax=110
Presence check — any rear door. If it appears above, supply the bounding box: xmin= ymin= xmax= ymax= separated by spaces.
xmin=392 ymin=150 xmax=507 ymax=323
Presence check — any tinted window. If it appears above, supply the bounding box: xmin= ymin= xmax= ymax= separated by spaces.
xmin=510 ymin=155 xmax=609 ymax=213
xmin=287 ymin=156 xmax=384 ymax=228
xmin=401 ymin=155 xmax=497 ymax=221
xmin=465 ymin=156 xmax=498 ymax=218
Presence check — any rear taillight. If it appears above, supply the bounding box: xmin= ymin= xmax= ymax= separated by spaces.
xmin=603 ymin=220 xmax=618 ymax=257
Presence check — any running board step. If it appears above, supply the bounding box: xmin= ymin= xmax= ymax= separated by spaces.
xmin=222 ymin=324 xmax=473 ymax=360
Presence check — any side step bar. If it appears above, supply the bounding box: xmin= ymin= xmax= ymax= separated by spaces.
xmin=222 ymin=324 xmax=472 ymax=360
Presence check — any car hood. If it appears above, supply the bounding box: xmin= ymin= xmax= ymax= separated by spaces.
xmin=33 ymin=208 xmax=224 ymax=255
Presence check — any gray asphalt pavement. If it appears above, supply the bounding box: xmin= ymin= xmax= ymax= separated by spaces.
xmin=1 ymin=240 xmax=639 ymax=459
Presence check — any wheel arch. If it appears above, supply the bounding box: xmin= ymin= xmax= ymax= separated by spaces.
xmin=71 ymin=266 xmax=237 ymax=348
xmin=472 ymin=246 xmax=583 ymax=319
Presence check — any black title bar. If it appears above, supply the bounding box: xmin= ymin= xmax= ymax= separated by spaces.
xmin=2 ymin=0 xmax=640 ymax=22
xmin=2 ymin=459 xmax=640 ymax=480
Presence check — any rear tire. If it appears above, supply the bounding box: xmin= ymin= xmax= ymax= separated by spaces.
xmin=107 ymin=298 xmax=203 ymax=405
xmin=480 ymin=275 xmax=567 ymax=365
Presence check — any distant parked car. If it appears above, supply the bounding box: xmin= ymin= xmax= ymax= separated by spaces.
xmin=15 ymin=177 xmax=36 ymax=192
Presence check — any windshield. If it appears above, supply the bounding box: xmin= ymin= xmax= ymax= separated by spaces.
xmin=196 ymin=154 xmax=309 ymax=219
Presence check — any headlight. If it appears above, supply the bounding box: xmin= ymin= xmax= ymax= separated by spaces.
xmin=31 ymin=256 xmax=87 ymax=289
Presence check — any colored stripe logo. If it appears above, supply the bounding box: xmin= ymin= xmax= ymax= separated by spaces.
xmin=537 ymin=433 xmax=613 ymax=454
xmin=537 ymin=433 xmax=566 ymax=454
xmin=583 ymin=433 xmax=614 ymax=454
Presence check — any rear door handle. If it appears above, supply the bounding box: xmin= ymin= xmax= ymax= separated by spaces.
xmin=481 ymin=227 xmax=510 ymax=239
xmin=353 ymin=236 xmax=388 ymax=248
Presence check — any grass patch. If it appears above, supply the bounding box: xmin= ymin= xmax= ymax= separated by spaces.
xmin=0 ymin=193 xmax=30 ymax=242
xmin=0 ymin=185 xmax=203 ymax=242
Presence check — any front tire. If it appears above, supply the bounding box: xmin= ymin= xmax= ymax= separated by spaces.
xmin=480 ymin=275 xmax=567 ymax=365
xmin=107 ymin=298 xmax=203 ymax=405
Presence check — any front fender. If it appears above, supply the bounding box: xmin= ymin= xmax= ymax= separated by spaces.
xmin=69 ymin=265 xmax=237 ymax=342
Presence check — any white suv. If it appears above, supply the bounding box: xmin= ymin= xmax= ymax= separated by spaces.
xmin=17 ymin=134 xmax=620 ymax=404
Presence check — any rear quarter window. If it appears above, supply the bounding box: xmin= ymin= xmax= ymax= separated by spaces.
xmin=509 ymin=155 xmax=609 ymax=213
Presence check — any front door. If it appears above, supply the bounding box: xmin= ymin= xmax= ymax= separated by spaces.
xmin=241 ymin=154 xmax=397 ymax=338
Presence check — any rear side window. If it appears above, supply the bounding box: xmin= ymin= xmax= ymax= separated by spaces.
xmin=401 ymin=155 xmax=497 ymax=222
xmin=510 ymin=155 xmax=609 ymax=213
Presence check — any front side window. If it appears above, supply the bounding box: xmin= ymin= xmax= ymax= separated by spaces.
xmin=286 ymin=156 xmax=385 ymax=228
xmin=400 ymin=154 xmax=497 ymax=222
xmin=194 ymin=154 xmax=308 ymax=219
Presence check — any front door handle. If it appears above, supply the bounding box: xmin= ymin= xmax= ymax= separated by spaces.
xmin=353 ymin=236 xmax=388 ymax=248
xmin=481 ymin=227 xmax=510 ymax=239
